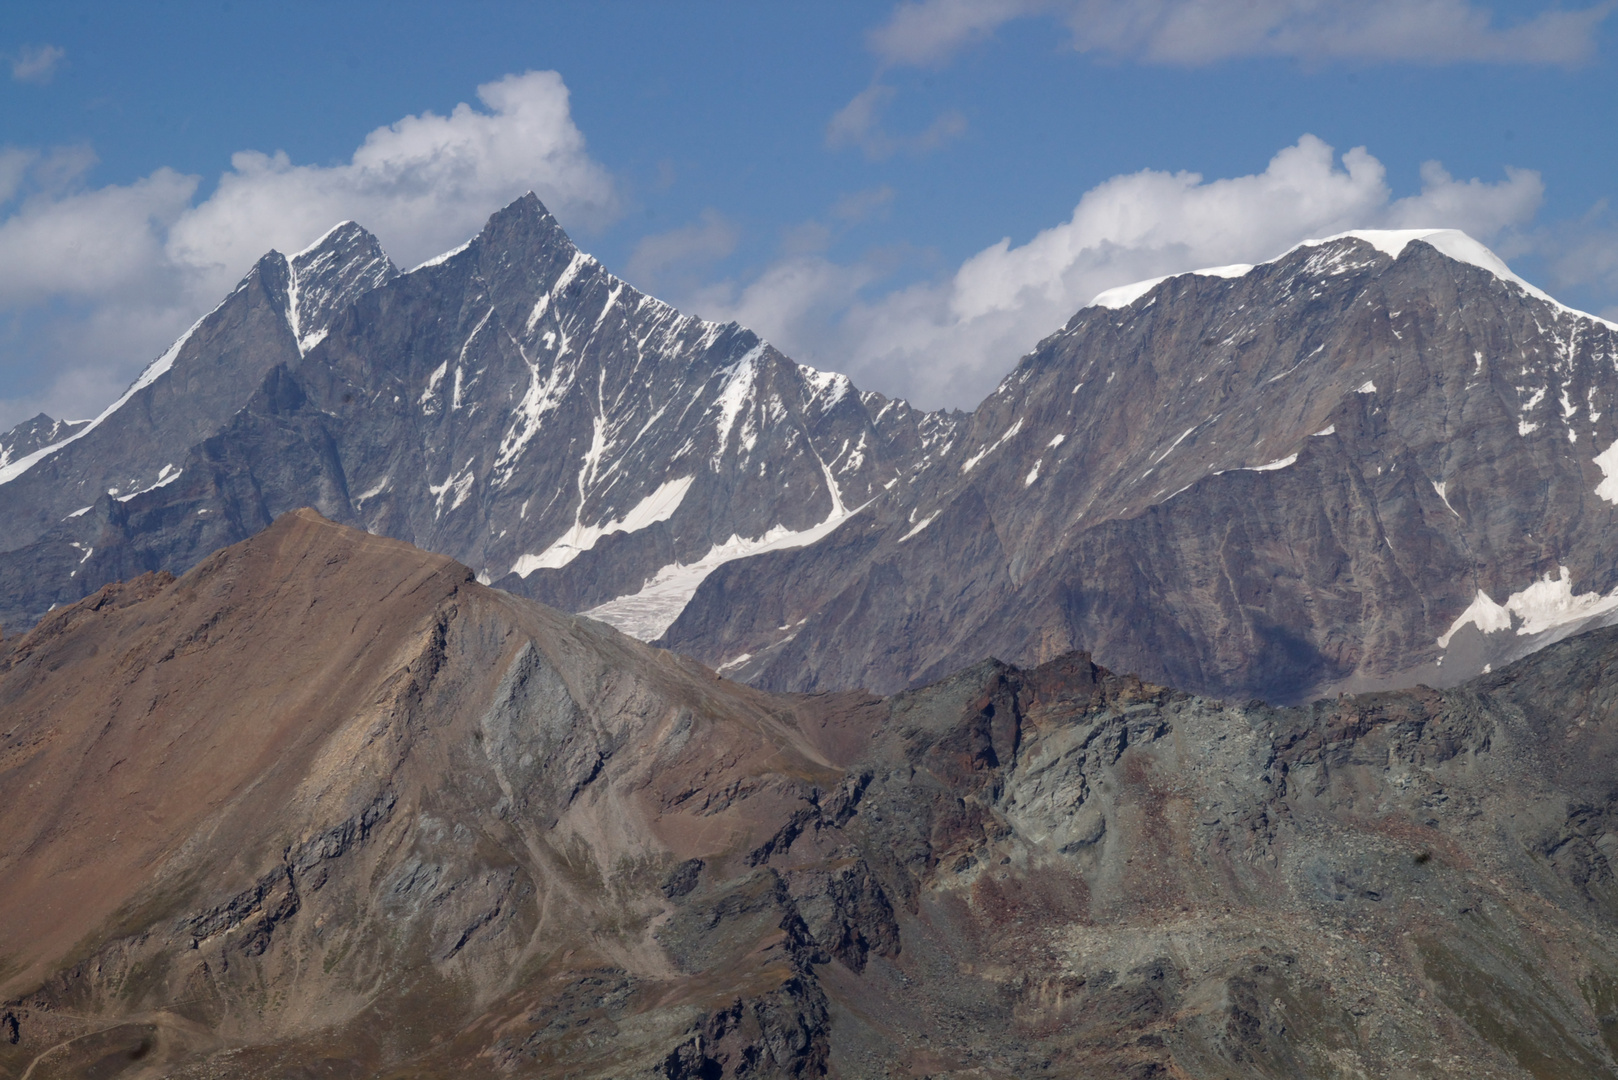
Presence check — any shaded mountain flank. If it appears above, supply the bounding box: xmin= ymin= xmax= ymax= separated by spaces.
xmin=9 ymin=510 xmax=1618 ymax=1078
xmin=6 ymin=206 xmax=1618 ymax=707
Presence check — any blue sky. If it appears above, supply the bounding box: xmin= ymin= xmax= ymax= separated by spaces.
xmin=2 ymin=0 xmax=1616 ymax=426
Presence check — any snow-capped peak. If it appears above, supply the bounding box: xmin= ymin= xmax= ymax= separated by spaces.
xmin=1088 ymin=228 xmax=1618 ymax=332
xmin=1089 ymin=263 xmax=1253 ymax=310
xmin=1300 ymin=228 xmax=1540 ymax=295
xmin=290 ymin=220 xmax=362 ymax=261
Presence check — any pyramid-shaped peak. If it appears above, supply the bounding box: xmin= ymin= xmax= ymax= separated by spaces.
xmin=14 ymin=411 xmax=59 ymax=431
xmin=0 ymin=413 xmax=89 ymax=467
xmin=290 ymin=219 xmax=373 ymax=259
xmin=402 ymin=193 xmax=576 ymax=275
xmin=478 ymin=191 xmax=576 ymax=252
xmin=505 ymin=190 xmax=557 ymax=222
xmin=289 ymin=220 xmax=392 ymax=277
xmin=283 ymin=222 xmax=398 ymax=352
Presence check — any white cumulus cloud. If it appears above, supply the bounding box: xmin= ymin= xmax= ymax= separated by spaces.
xmin=0 ymin=70 xmax=618 ymax=428
xmin=686 ymin=135 xmax=1544 ymax=410
xmin=168 ymin=71 xmax=617 ymax=294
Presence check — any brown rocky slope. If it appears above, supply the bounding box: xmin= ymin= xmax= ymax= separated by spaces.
xmin=6 ymin=510 xmax=1618 ymax=1077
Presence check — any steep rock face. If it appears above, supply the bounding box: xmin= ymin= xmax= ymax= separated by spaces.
xmin=0 ymin=223 xmax=396 ymax=553
xmin=666 ymin=233 xmax=1618 ymax=703
xmin=0 ymin=196 xmax=957 ymax=642
xmin=10 ymin=512 xmax=1618 ymax=1077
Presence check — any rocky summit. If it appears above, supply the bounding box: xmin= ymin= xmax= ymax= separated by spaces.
xmin=5 ymin=203 xmax=1618 ymax=709
xmin=0 ymin=415 xmax=89 ymax=472
xmin=5 ymin=510 xmax=1618 ymax=1078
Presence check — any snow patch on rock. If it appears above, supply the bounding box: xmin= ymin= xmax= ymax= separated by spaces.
xmin=898 ymin=511 xmax=940 ymax=543
xmin=712 ymin=345 xmax=765 ymax=465
xmin=1090 ymin=263 xmax=1253 ymax=310
xmin=116 ymin=465 xmax=182 ymax=502
xmin=1437 ymin=566 xmax=1618 ymax=649
xmin=962 ymin=417 xmax=1024 ymax=473
xmin=407 ymin=238 xmax=473 ymax=273
xmin=1593 ymin=439 xmax=1618 ymax=503
xmin=583 ymin=475 xmax=862 ymax=641
xmin=510 ymin=475 xmax=696 ymax=576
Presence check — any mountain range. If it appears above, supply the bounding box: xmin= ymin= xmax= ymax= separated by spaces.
xmin=9 ymin=191 xmax=1618 ymax=1079
xmin=4 ymin=197 xmax=1617 ymax=707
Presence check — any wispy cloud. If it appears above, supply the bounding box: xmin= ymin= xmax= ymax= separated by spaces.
xmin=0 ymin=70 xmax=619 ymax=427
xmin=0 ymin=148 xmax=37 ymax=205
xmin=830 ymin=186 xmax=897 ymax=223
xmin=869 ymin=0 xmax=1614 ymax=68
xmin=626 ymin=209 xmax=738 ymax=293
xmin=869 ymin=0 xmax=1046 ymax=67
xmin=826 ymin=83 xmax=967 ymax=159
xmin=11 ymin=44 xmax=65 ymax=84
xmin=1535 ymin=200 xmax=1618 ymax=313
